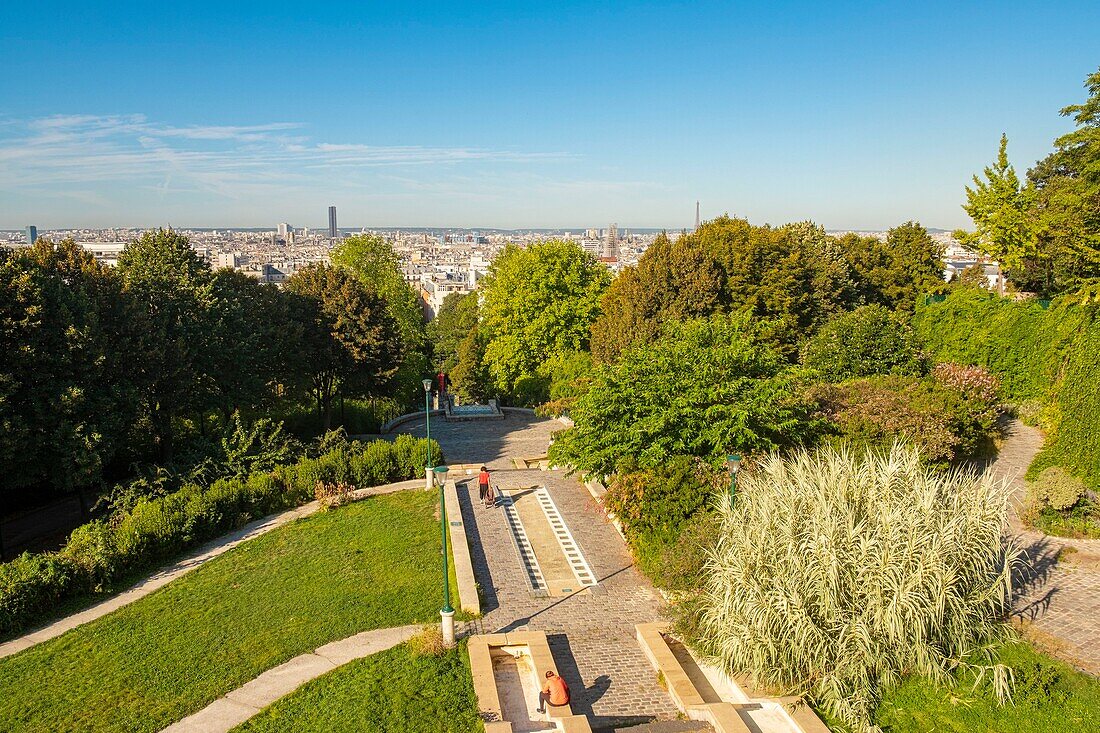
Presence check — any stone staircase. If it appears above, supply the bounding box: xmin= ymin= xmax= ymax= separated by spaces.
xmin=604 ymin=721 xmax=712 ymax=733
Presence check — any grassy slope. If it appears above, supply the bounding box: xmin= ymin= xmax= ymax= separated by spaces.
xmin=0 ymin=491 xmax=458 ymax=733
xmin=871 ymin=642 xmax=1100 ymax=732
xmin=233 ymin=642 xmax=481 ymax=733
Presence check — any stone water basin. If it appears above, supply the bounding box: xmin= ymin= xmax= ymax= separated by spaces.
xmin=491 ymin=646 xmax=555 ymax=732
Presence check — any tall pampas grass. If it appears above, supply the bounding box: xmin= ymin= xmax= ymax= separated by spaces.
xmin=699 ymin=443 xmax=1019 ymax=732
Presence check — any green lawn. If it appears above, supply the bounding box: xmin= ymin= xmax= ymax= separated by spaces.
xmin=869 ymin=642 xmax=1100 ymax=732
xmin=0 ymin=490 xmax=460 ymax=733
xmin=233 ymin=641 xmax=482 ymax=733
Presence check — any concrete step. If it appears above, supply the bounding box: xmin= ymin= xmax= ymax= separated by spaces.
xmin=602 ymin=721 xmax=713 ymax=733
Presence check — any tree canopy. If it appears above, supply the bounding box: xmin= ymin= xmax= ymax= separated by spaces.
xmin=284 ymin=264 xmax=402 ymax=430
xmin=477 ymin=240 xmax=610 ymax=394
xmin=550 ymin=315 xmax=821 ymax=476
xmin=958 ymin=67 xmax=1100 ymax=296
xmin=591 ymin=217 xmax=944 ymax=363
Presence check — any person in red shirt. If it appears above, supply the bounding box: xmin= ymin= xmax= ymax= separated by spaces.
xmin=478 ymin=466 xmax=494 ymax=508
xmin=537 ymin=669 xmax=570 ymax=714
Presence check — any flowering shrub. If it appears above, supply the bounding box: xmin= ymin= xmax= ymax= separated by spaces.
xmin=932 ymin=362 xmax=1001 ymax=403
xmin=809 ymin=372 xmax=1002 ymax=463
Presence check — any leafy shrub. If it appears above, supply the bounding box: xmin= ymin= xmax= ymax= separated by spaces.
xmin=0 ymin=554 xmax=77 ymax=636
xmin=0 ymin=436 xmax=442 ymax=638
xmin=801 ymin=305 xmax=927 ymax=382
xmin=510 ymin=374 xmax=550 ymax=407
xmin=1029 ymin=467 xmax=1087 ymax=511
xmin=536 ymin=350 xmax=594 ymax=416
xmin=550 ymin=315 xmax=823 ymax=476
xmin=914 ymin=290 xmax=1100 ymax=492
xmin=1008 ymin=660 xmax=1070 ymax=708
xmin=605 ymin=456 xmax=722 ymax=546
xmin=699 ymin=444 xmax=1018 ymax=732
xmin=61 ymin=521 xmax=121 ymax=592
xmin=635 ymin=511 xmax=720 ymax=594
xmin=352 ymin=440 xmax=398 ymax=486
xmin=218 ymin=413 xmax=303 ymax=477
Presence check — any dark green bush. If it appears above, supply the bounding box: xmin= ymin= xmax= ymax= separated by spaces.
xmin=0 ymin=554 xmax=78 ymax=636
xmin=603 ymin=455 xmax=725 ymax=591
xmin=801 ymin=304 xmax=927 ymax=382
xmin=914 ymin=290 xmax=1100 ymax=490
xmin=0 ymin=436 xmax=442 ymax=638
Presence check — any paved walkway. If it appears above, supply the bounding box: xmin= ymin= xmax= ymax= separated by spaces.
xmin=396 ymin=409 xmax=562 ymax=469
xmin=985 ymin=420 xmax=1100 ymax=675
xmin=0 ymin=479 xmax=422 ymax=661
xmin=161 ymin=624 xmax=420 ymax=733
xmin=457 ymin=470 xmax=679 ymax=730
xmin=397 ymin=413 xmax=681 ymax=731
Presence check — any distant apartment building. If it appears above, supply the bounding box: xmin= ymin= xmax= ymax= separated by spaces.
xmin=79 ymin=242 xmax=126 ymax=267
xmin=418 ymin=275 xmax=472 ymax=319
xmin=24 ymin=226 xmax=37 ymax=245
xmin=444 ymin=233 xmax=490 ymax=245
xmin=218 ymin=252 xmax=241 ymax=269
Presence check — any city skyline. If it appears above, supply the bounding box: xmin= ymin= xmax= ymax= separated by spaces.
xmin=2 ymin=2 xmax=1098 ymax=230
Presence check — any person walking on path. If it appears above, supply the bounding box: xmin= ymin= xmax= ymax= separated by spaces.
xmin=478 ymin=466 xmax=495 ymax=508
xmin=537 ymin=669 xmax=570 ymax=714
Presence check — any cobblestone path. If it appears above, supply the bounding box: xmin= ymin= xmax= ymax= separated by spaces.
xmin=986 ymin=420 xmax=1100 ymax=675
xmin=398 ymin=414 xmax=680 ymax=730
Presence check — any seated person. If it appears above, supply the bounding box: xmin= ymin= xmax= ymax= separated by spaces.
xmin=537 ymin=669 xmax=570 ymax=714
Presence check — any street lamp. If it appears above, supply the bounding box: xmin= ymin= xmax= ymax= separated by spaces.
xmin=726 ymin=454 xmax=741 ymax=506
xmin=423 ymin=379 xmax=433 ymax=490
xmin=434 ymin=465 xmax=455 ymax=647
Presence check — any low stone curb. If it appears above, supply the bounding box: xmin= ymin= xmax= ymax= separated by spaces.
xmin=161 ymin=624 xmax=421 ymax=733
xmin=0 ymin=479 xmax=423 ymax=661
xmin=444 ymin=479 xmax=482 ymax=615
xmin=379 ymin=409 xmax=445 ymax=434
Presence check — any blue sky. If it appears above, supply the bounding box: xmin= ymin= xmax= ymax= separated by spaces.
xmin=1 ymin=1 xmax=1097 ymax=230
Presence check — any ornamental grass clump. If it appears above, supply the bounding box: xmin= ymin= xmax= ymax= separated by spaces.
xmin=699 ymin=444 xmax=1019 ymax=732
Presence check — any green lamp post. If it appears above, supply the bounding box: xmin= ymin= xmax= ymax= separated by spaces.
xmin=726 ymin=454 xmax=741 ymax=505
xmin=422 ymin=379 xmax=433 ymax=490
xmin=434 ymin=464 xmax=455 ymax=646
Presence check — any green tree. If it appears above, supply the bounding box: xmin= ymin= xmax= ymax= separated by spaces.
xmin=1027 ymin=67 xmax=1100 ymax=295
xmin=205 ymin=269 xmax=299 ymax=420
xmin=842 ymin=223 xmax=946 ymax=311
xmin=428 ymin=291 xmax=478 ymax=373
xmin=284 ymin=264 xmax=402 ymax=430
xmin=550 ymin=315 xmax=821 ymax=476
xmin=591 ymin=218 xmax=872 ymax=364
xmin=956 ymin=135 xmax=1040 ymax=289
xmin=117 ymin=229 xmax=213 ymax=461
xmin=331 ymin=234 xmax=429 ymax=408
xmin=0 ymin=240 xmax=140 ymax=501
xmin=478 ymin=240 xmax=610 ymax=393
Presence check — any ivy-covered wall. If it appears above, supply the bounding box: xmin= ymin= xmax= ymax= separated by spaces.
xmin=913 ymin=289 xmax=1100 ymax=491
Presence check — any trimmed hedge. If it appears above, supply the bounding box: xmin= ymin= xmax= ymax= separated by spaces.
xmin=913 ymin=289 xmax=1100 ymax=490
xmin=0 ymin=436 xmax=442 ymax=637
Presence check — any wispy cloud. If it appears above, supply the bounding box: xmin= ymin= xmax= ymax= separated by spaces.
xmin=0 ymin=113 xmax=573 ymax=198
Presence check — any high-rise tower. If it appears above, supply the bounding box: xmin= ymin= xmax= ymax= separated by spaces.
xmin=603 ymin=223 xmax=620 ymax=260
xmin=694 ymin=201 xmax=700 ymax=232
xmin=25 ymin=225 xmax=37 ymax=246
xmin=328 ymin=206 xmax=338 ymax=240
